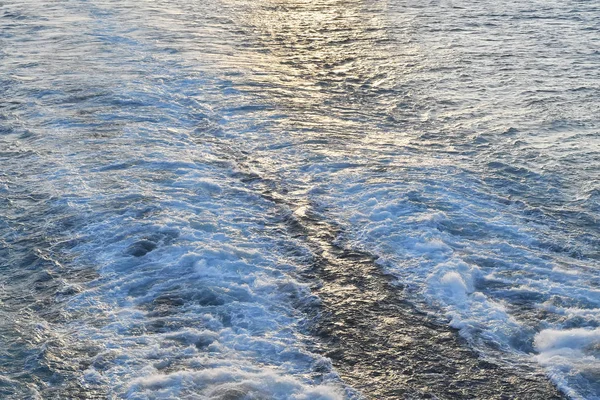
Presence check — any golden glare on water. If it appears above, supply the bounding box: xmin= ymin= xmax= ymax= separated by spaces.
xmin=133 ymin=0 xmax=423 ymax=153
xmin=217 ymin=0 xmax=421 ymax=151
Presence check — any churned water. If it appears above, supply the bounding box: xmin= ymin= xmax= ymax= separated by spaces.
xmin=0 ymin=0 xmax=598 ymax=399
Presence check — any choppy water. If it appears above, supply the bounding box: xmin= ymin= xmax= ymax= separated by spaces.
xmin=0 ymin=0 xmax=598 ymax=399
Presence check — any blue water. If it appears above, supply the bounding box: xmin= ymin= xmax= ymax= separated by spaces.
xmin=1 ymin=0 xmax=599 ymax=399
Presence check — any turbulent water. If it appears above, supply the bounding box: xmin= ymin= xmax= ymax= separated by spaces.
xmin=1 ymin=0 xmax=599 ymax=399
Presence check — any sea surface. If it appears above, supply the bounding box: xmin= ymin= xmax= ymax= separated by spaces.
xmin=0 ymin=0 xmax=599 ymax=399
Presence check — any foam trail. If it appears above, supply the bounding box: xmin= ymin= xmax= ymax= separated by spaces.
xmin=0 ymin=1 xmax=350 ymax=398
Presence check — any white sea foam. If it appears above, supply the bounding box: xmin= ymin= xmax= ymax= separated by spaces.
xmin=313 ymin=163 xmax=600 ymax=396
xmin=535 ymin=328 xmax=600 ymax=354
xmin=127 ymin=368 xmax=343 ymax=400
xmin=534 ymin=329 xmax=600 ymax=400
xmin=55 ymin=165 xmax=347 ymax=398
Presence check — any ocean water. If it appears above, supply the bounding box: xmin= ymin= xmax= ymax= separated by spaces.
xmin=0 ymin=0 xmax=598 ymax=399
